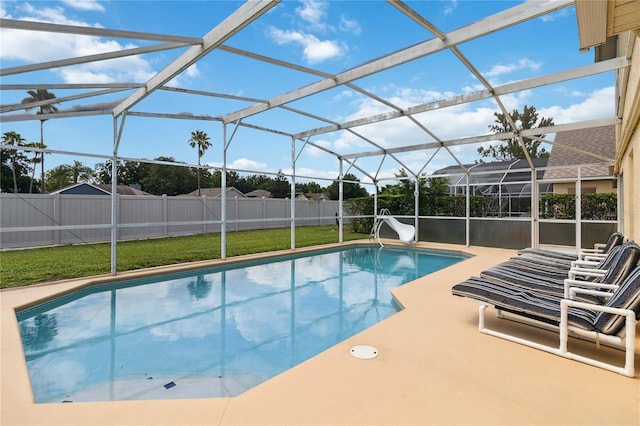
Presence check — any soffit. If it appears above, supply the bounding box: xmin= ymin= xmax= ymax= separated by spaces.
xmin=576 ymin=0 xmax=640 ymax=50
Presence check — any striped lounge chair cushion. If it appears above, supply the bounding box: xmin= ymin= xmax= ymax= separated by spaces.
xmin=594 ymin=265 xmax=640 ymax=335
xmin=451 ymin=277 xmax=596 ymax=330
xmin=517 ymin=232 xmax=624 ymax=261
xmin=481 ymin=242 xmax=640 ymax=302
xmin=517 ymin=247 xmax=577 ymax=261
xmin=513 ymin=242 xmax=624 ymax=273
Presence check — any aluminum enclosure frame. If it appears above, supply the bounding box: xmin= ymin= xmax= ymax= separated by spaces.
xmin=0 ymin=0 xmax=624 ymax=275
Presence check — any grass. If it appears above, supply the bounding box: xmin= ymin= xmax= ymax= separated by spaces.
xmin=0 ymin=226 xmax=368 ymax=289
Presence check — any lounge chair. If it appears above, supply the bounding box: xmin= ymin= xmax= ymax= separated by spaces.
xmin=479 ymin=242 xmax=640 ymax=301
xmin=451 ymin=265 xmax=640 ymax=377
xmin=518 ymin=231 xmax=625 ymax=262
xmin=505 ymin=232 xmax=626 ymax=276
xmin=492 ymin=244 xmax=624 ymax=282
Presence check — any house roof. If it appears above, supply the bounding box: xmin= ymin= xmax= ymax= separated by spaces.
xmin=543 ymin=125 xmax=616 ymax=179
xmin=245 ymin=189 xmax=272 ymax=198
xmin=432 ymin=158 xmax=549 ymax=196
xmin=434 ymin=158 xmax=548 ymax=185
xmin=94 ymin=184 xmax=152 ymax=196
xmin=50 ymin=182 xmax=111 ymax=195
xmin=51 ymin=182 xmax=152 ymax=196
xmin=296 ymin=192 xmax=328 ymax=201
xmin=185 ymin=187 xmax=246 ymax=197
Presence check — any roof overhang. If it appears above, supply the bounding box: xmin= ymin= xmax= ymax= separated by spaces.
xmin=576 ymin=0 xmax=640 ymax=51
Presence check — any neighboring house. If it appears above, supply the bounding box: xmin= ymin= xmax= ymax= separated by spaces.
xmin=245 ymin=189 xmax=272 ymax=198
xmin=185 ymin=187 xmax=246 ymax=198
xmin=433 ymin=158 xmax=550 ymax=197
xmin=94 ymin=183 xmax=153 ymax=196
xmin=51 ymin=182 xmax=152 ymax=196
xmin=296 ymin=192 xmax=328 ymax=201
xmin=50 ymin=182 xmax=110 ymax=196
xmin=543 ymin=125 xmax=616 ymax=194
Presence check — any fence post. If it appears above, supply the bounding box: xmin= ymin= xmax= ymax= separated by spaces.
xmin=235 ymin=196 xmax=239 ymax=232
xmin=53 ymin=192 xmax=61 ymax=245
xmin=202 ymin=195 xmax=207 ymax=235
xmin=117 ymin=194 xmax=122 ymax=241
xmin=162 ymin=194 xmax=168 ymax=237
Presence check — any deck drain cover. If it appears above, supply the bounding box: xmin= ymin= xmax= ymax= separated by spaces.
xmin=350 ymin=345 xmax=378 ymax=359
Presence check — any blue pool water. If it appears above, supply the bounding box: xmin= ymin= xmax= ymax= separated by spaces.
xmin=17 ymin=244 xmax=469 ymax=402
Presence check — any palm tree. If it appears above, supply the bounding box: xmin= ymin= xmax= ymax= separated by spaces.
xmin=21 ymin=89 xmax=59 ymax=193
xmin=24 ymin=141 xmax=46 ymax=193
xmin=2 ymin=131 xmax=26 ymax=193
xmin=69 ymin=160 xmax=94 ymax=183
xmin=45 ymin=164 xmax=73 ymax=192
xmin=188 ymin=130 xmax=212 ymax=196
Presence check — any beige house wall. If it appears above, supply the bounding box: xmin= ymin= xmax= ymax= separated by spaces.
xmin=617 ymin=31 xmax=640 ymax=241
xmin=553 ymin=180 xmax=616 ymax=194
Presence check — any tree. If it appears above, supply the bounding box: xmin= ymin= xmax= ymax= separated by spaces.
xmin=69 ymin=160 xmax=94 ymax=183
xmin=296 ymin=181 xmax=322 ymax=195
xmin=188 ymin=130 xmax=212 ymax=196
xmin=94 ymin=160 xmax=148 ymax=186
xmin=140 ymin=157 xmax=197 ymax=195
xmin=1 ymin=131 xmax=26 ymax=193
xmin=478 ymin=105 xmax=554 ymax=161
xmin=326 ymin=173 xmax=369 ymax=200
xmin=268 ymin=170 xmax=291 ymax=198
xmin=24 ymin=142 xmax=46 ymax=194
xmin=22 ymin=89 xmax=59 ymax=192
xmin=45 ymin=164 xmax=73 ymax=191
xmin=245 ymin=173 xmax=272 ymax=192
xmin=42 ymin=161 xmax=94 ymax=191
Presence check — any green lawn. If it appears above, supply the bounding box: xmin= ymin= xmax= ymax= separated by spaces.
xmin=0 ymin=226 xmax=368 ymax=289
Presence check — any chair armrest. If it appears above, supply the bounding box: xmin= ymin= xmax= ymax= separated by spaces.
xmin=559 ymin=299 xmax=636 ymax=359
xmin=580 ymin=244 xmax=605 ymax=253
xmin=561 ymin=298 xmax=632 ymax=316
xmin=571 ymin=259 xmax=599 ymax=269
xmin=578 ymin=251 xmax=606 ymax=261
xmin=568 ymin=267 xmax=607 ymax=280
xmin=568 ymin=287 xmax=613 ymax=300
xmin=563 ymin=278 xmax=618 ymax=298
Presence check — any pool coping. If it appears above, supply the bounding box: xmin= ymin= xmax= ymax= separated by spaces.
xmin=2 ymin=241 xmax=639 ymax=425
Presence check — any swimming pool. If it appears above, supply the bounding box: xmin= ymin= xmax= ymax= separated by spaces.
xmin=17 ymin=244 xmax=469 ymax=403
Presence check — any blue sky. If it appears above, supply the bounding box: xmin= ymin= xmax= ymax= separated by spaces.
xmin=0 ymin=0 xmax=616 ymax=189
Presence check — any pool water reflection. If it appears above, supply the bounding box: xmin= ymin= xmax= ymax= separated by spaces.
xmin=17 ymin=245 xmax=468 ymax=402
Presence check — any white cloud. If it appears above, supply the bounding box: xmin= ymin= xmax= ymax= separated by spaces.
xmin=166 ymin=64 xmax=202 ymax=87
xmin=540 ymin=87 xmax=614 ymax=124
xmin=311 ymin=79 xmax=615 ymax=177
xmin=484 ymin=58 xmax=541 ymax=79
xmin=268 ymin=1 xmax=357 ymax=64
xmin=305 ymin=139 xmax=333 ymax=157
xmin=282 ymin=166 xmax=339 ymax=182
xmin=267 ymin=27 xmax=345 ymax=64
xmin=332 ymin=89 xmax=354 ymax=102
xmin=208 ymin=158 xmax=270 ymax=172
xmin=540 ymin=8 xmax=571 ymax=23
xmin=339 ymin=15 xmax=361 ymax=35
xmin=0 ymin=3 xmax=157 ymax=84
xmin=295 ymin=0 xmax=328 ymax=29
xmin=443 ymin=0 xmax=458 ymax=15
xmin=61 ymin=0 xmax=105 ymax=12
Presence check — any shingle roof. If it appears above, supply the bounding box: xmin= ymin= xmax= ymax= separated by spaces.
xmin=245 ymin=189 xmax=272 ymax=198
xmin=185 ymin=187 xmax=246 ymax=197
xmin=94 ymin=184 xmax=152 ymax=195
xmin=544 ymin=125 xmax=615 ymax=179
xmin=52 ymin=183 xmax=152 ymax=195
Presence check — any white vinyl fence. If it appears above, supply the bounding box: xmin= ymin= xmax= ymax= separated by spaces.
xmin=0 ymin=194 xmax=340 ymax=249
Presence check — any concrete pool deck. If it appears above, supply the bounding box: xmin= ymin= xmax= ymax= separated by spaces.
xmin=2 ymin=241 xmax=639 ymax=425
